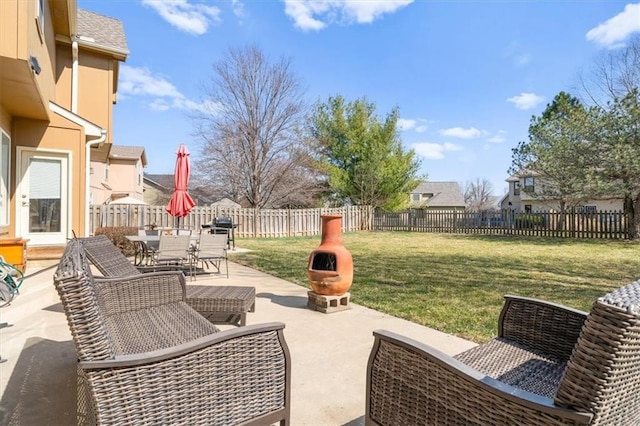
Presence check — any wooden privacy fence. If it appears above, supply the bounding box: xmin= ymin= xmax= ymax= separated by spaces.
xmin=89 ymin=205 xmax=373 ymax=238
xmin=373 ymin=209 xmax=630 ymax=239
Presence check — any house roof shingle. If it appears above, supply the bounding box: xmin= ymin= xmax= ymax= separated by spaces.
xmin=144 ymin=174 xmax=227 ymax=205
xmin=77 ymin=9 xmax=129 ymax=55
xmin=145 ymin=174 xmax=174 ymax=190
xmin=411 ymin=181 xmax=465 ymax=207
xmin=109 ymin=145 xmax=146 ymax=165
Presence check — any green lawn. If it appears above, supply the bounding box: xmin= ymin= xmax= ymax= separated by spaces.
xmin=232 ymin=232 xmax=640 ymax=343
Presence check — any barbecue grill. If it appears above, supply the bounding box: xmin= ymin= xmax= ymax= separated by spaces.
xmin=202 ymin=216 xmax=236 ymax=250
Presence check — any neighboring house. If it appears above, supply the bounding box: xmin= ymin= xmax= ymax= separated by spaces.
xmin=485 ymin=195 xmax=504 ymax=211
xmin=211 ymin=197 xmax=241 ymax=209
xmin=0 ymin=2 xmax=128 ymax=258
xmin=409 ymin=181 xmax=466 ymax=211
xmin=143 ymin=174 xmax=223 ymax=206
xmin=91 ymin=145 xmax=147 ymax=204
xmin=500 ymin=171 xmax=624 ymax=212
xmin=143 ymin=174 xmax=174 ymax=206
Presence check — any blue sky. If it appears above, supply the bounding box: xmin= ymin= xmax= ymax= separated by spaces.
xmin=79 ymin=0 xmax=640 ymax=196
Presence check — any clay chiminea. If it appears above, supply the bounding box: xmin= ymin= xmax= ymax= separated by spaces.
xmin=307 ymin=214 xmax=353 ymax=296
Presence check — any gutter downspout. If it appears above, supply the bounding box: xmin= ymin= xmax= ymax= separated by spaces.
xmin=86 ymin=131 xmax=107 ymax=236
xmin=71 ymin=40 xmax=79 ymax=113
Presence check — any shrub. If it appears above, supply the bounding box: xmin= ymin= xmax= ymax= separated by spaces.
xmin=94 ymin=227 xmax=138 ymax=256
xmin=515 ymin=214 xmax=546 ymax=229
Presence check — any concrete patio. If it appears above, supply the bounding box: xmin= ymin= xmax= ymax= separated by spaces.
xmin=0 ymin=254 xmax=476 ymax=425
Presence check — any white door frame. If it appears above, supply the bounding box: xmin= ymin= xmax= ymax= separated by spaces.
xmin=15 ymin=147 xmax=73 ymax=246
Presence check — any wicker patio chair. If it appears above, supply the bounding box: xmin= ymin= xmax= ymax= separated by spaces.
xmin=81 ymin=234 xmax=161 ymax=276
xmin=54 ymin=239 xmax=291 ymax=425
xmin=81 ymin=235 xmax=256 ymax=326
xmin=366 ymin=282 xmax=640 ymax=425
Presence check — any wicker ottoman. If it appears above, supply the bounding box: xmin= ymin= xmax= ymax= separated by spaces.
xmin=186 ymin=285 xmax=256 ymax=326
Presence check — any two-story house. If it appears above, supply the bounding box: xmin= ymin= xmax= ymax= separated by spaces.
xmin=409 ymin=181 xmax=466 ymax=211
xmin=144 ymin=173 xmax=225 ymax=207
xmin=91 ymin=145 xmax=147 ymax=205
xmin=0 ymin=1 xmax=128 ymax=259
xmin=500 ymin=171 xmax=624 ymax=212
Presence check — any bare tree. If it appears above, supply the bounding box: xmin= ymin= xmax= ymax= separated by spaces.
xmin=576 ymin=35 xmax=640 ymax=107
xmin=192 ymin=45 xmax=322 ymax=208
xmin=573 ymin=35 xmax=640 ymax=239
xmin=464 ymin=178 xmax=495 ymax=211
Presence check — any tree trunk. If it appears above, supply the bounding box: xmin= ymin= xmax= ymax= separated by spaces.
xmin=626 ymin=195 xmax=640 ymax=240
xmin=557 ymin=201 xmax=567 ymax=232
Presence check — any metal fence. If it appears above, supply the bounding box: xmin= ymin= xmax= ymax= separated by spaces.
xmin=89 ymin=205 xmax=373 ymax=238
xmin=373 ymin=209 xmax=630 ymax=239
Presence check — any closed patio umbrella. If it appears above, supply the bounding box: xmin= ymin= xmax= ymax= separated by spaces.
xmin=166 ymin=144 xmax=196 ymax=226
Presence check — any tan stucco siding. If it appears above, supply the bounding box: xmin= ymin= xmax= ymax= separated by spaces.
xmin=0 ymin=1 xmax=21 ymax=58
xmin=55 ymin=46 xmax=73 ymax=109
xmin=77 ymin=52 xmax=114 ymax=141
xmin=89 ymin=160 xmax=109 ymax=204
xmin=109 ymin=159 xmax=144 ymax=199
xmin=0 ymin=0 xmax=55 ymax=120
xmin=0 ymin=106 xmax=11 ymax=133
xmin=13 ymin=114 xmax=86 ymax=236
xmin=30 ymin=0 xmax=56 ymax=108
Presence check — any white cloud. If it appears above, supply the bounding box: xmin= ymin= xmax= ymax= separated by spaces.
xmin=507 ymin=92 xmax=545 ymax=110
xmin=283 ymin=0 xmax=413 ymax=31
xmin=142 ymin=0 xmax=221 ymax=35
xmin=412 ymin=142 xmax=462 ymax=160
xmin=504 ymin=41 xmax=532 ymax=67
xmin=487 ymin=130 xmax=507 ymax=143
xmin=443 ymin=142 xmax=463 ymax=151
xmin=231 ymin=0 xmax=246 ymax=18
xmin=397 ymin=118 xmax=416 ymax=131
xmin=148 ymin=99 xmax=171 ymax=111
xmin=398 ymin=117 xmax=429 ymax=132
xmin=119 ymin=65 xmax=215 ymax=113
xmin=120 ymin=65 xmax=183 ymax=98
xmin=174 ymin=98 xmax=221 ymax=114
xmin=586 ymin=3 xmax=640 ymax=48
xmin=439 ymin=127 xmax=484 ymax=139
xmin=514 ymin=53 xmax=531 ymax=67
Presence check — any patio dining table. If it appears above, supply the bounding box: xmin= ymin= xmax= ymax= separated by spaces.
xmin=126 ymin=234 xmax=199 ymax=266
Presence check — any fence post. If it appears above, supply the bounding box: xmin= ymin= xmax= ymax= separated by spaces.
xmin=453 ymin=210 xmax=458 ymax=233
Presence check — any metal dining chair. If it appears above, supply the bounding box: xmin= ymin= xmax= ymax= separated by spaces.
xmin=134 ymin=229 xmax=160 ymax=266
xmin=191 ymin=232 xmax=229 ymax=280
xmin=152 ymin=234 xmax=192 ymax=272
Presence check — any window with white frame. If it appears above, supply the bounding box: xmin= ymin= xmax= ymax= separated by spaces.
xmin=0 ymin=130 xmax=10 ymax=226
xmin=36 ymin=0 xmax=44 ymax=40
xmin=523 ymin=176 xmax=535 ymax=192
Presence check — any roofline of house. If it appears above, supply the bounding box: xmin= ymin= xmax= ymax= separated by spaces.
xmin=49 ymin=101 xmax=103 ymax=137
xmin=108 ymin=147 xmax=147 ymax=167
xmin=143 ymin=175 xmax=171 ymax=191
xmin=56 ymin=35 xmax=129 ymax=60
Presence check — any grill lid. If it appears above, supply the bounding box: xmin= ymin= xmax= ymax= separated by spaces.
xmin=213 ymin=216 xmax=233 ymax=227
